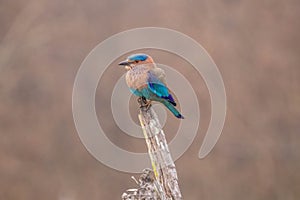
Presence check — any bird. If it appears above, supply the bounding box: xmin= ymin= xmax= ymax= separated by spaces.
xmin=119 ymin=53 xmax=184 ymax=119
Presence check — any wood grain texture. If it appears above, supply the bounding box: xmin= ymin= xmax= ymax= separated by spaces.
xmin=138 ymin=103 xmax=183 ymax=200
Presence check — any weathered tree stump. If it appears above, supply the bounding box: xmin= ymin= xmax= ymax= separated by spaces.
xmin=122 ymin=99 xmax=183 ymax=200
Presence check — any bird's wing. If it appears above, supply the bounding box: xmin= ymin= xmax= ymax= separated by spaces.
xmin=150 ymin=67 xmax=167 ymax=85
xmin=147 ymin=69 xmax=176 ymax=106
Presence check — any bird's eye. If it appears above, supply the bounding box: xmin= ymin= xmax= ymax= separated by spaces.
xmin=135 ymin=60 xmax=138 ymax=63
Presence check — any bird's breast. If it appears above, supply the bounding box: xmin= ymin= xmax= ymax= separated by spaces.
xmin=126 ymin=67 xmax=149 ymax=90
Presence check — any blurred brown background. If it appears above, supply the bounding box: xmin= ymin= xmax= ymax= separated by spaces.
xmin=1 ymin=0 xmax=300 ymax=199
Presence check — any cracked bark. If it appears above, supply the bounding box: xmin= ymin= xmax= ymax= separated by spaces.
xmin=137 ymin=103 xmax=183 ymax=200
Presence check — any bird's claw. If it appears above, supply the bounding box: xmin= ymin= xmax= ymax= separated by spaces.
xmin=138 ymin=97 xmax=152 ymax=110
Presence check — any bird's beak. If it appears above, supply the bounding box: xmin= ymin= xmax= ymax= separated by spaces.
xmin=118 ymin=60 xmax=130 ymax=66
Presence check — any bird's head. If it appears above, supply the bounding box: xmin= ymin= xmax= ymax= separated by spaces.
xmin=118 ymin=53 xmax=154 ymax=70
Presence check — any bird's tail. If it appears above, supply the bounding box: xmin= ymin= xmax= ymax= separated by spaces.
xmin=162 ymin=100 xmax=184 ymax=119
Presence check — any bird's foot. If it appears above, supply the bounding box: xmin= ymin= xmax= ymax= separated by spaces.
xmin=137 ymin=97 xmax=144 ymax=106
xmin=144 ymin=100 xmax=152 ymax=110
xmin=138 ymin=97 xmax=152 ymax=110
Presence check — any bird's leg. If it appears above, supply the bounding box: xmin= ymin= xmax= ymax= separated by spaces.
xmin=142 ymin=96 xmax=147 ymax=104
xmin=137 ymin=97 xmax=152 ymax=110
xmin=145 ymin=100 xmax=152 ymax=110
xmin=137 ymin=97 xmax=143 ymax=106
xmin=142 ymin=97 xmax=152 ymax=110
xmin=137 ymin=97 xmax=146 ymax=107
xmin=142 ymin=96 xmax=152 ymax=110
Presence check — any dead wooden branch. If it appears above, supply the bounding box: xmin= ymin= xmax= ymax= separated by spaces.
xmin=122 ymin=99 xmax=183 ymax=200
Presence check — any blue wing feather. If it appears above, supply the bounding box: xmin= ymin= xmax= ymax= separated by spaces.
xmin=147 ymin=72 xmax=176 ymax=106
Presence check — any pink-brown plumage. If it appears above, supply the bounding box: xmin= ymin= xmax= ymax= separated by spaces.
xmin=125 ymin=63 xmax=157 ymax=90
xmin=119 ymin=53 xmax=184 ymax=119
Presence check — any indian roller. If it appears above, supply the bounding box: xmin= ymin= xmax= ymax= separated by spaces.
xmin=119 ymin=53 xmax=184 ymax=119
